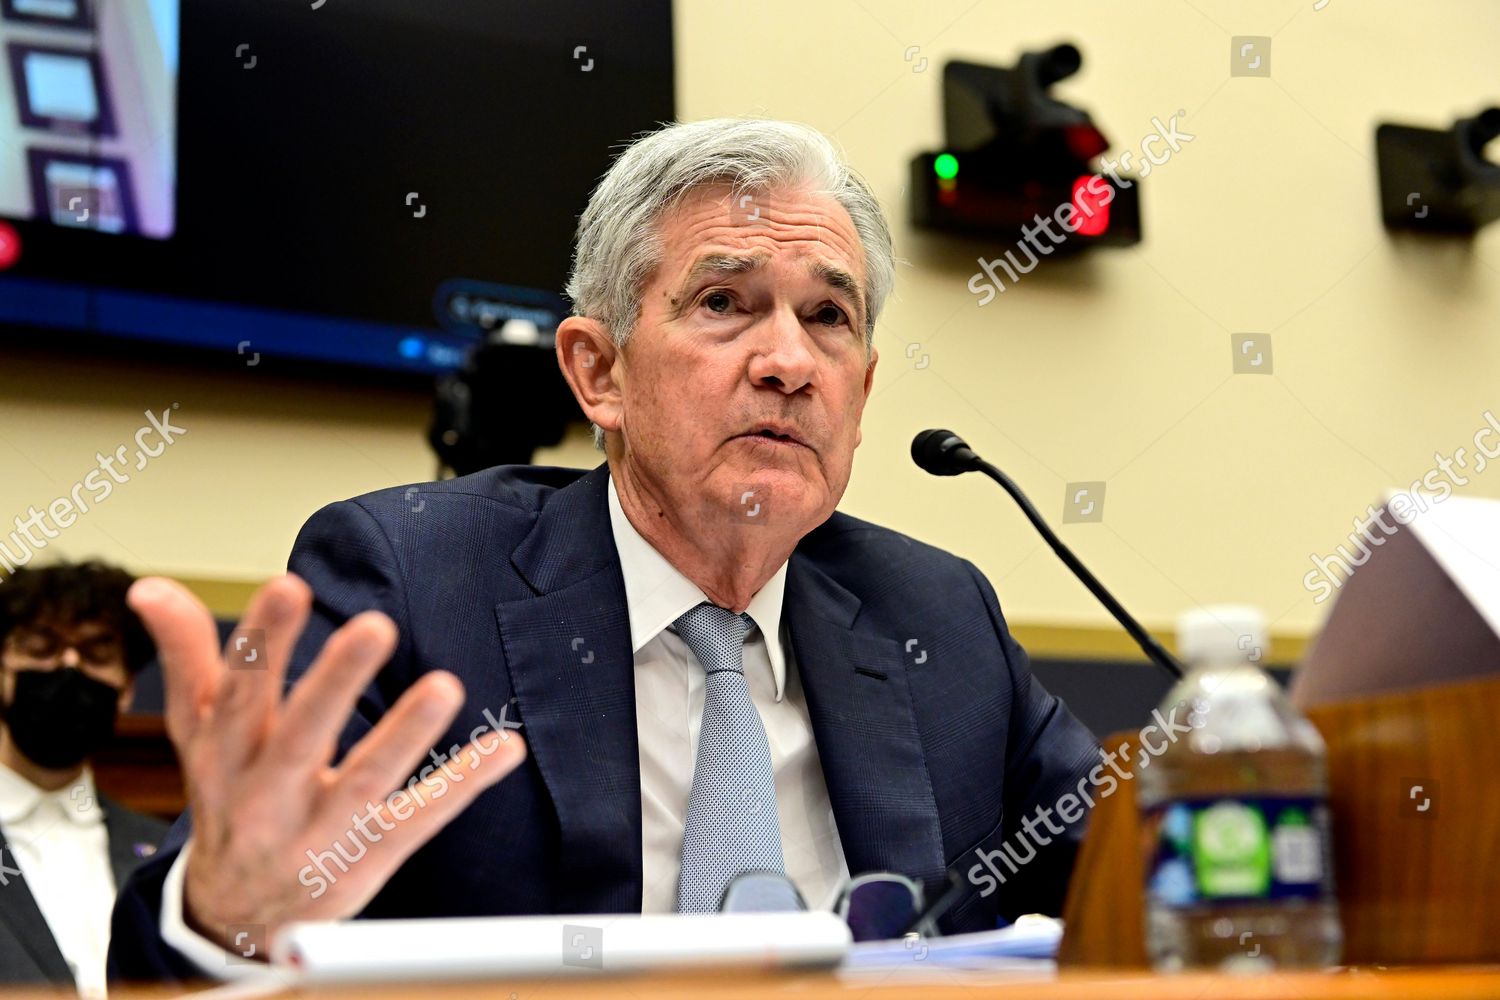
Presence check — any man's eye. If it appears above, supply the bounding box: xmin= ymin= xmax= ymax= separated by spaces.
xmin=703 ymin=291 xmax=733 ymax=313
xmin=814 ymin=304 xmax=848 ymax=326
xmin=15 ymin=633 xmax=55 ymax=656
xmin=80 ymin=642 xmax=122 ymax=664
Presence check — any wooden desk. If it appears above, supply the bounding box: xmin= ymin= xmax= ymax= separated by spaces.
xmin=299 ymin=967 xmax=1500 ymax=999
xmin=11 ymin=966 xmax=1500 ymax=1000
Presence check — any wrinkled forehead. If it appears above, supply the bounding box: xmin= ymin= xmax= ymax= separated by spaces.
xmin=662 ymin=182 xmax=861 ymax=261
xmin=652 ymin=182 xmax=868 ymax=319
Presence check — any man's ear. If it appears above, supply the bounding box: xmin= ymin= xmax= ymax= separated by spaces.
xmin=556 ymin=316 xmax=624 ymax=435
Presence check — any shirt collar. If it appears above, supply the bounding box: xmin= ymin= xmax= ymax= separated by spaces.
xmin=606 ymin=472 xmax=789 ymax=701
xmin=0 ymin=761 xmax=103 ymax=827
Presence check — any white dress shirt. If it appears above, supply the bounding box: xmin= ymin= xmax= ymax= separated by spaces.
xmin=0 ymin=763 xmax=116 ymax=999
xmin=160 ymin=472 xmax=849 ymax=972
xmin=606 ymin=474 xmax=849 ymax=912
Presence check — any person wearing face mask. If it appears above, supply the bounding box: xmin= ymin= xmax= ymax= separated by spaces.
xmin=0 ymin=561 xmax=168 ymax=997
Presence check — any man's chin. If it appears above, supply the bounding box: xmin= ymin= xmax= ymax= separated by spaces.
xmin=708 ymin=463 xmax=829 ymax=531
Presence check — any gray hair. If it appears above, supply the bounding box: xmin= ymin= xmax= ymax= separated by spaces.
xmin=563 ymin=117 xmax=895 ymax=450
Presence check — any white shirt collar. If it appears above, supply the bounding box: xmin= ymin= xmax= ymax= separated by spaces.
xmin=606 ymin=472 xmax=789 ymax=701
xmin=0 ymin=760 xmax=103 ymax=827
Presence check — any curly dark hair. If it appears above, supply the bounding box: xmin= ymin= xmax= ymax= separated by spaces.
xmin=0 ymin=561 xmax=154 ymax=676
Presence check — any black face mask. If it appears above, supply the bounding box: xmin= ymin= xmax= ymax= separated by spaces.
xmin=1 ymin=668 xmax=121 ymax=770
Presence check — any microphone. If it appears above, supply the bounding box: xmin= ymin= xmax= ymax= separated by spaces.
xmin=911 ymin=428 xmax=1183 ymax=679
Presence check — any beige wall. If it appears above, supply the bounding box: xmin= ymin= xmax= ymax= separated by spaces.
xmin=2 ymin=0 xmax=1497 ymax=660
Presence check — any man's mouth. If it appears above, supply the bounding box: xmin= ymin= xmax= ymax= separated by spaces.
xmin=735 ymin=425 xmax=809 ymax=449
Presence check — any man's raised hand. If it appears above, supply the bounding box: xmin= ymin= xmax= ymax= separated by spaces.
xmin=126 ymin=574 xmax=526 ymax=952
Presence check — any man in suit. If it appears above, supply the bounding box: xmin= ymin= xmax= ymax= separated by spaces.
xmin=110 ymin=117 xmax=1100 ymax=981
xmin=0 ymin=561 xmax=169 ymax=996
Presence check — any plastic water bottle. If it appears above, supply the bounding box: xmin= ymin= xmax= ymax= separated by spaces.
xmin=1138 ymin=606 xmax=1342 ymax=971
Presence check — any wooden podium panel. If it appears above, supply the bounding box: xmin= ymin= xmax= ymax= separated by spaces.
xmin=1307 ymin=673 xmax=1500 ymax=962
xmin=1056 ymin=731 xmax=1148 ymax=967
xmin=1059 ymin=674 xmax=1500 ymax=967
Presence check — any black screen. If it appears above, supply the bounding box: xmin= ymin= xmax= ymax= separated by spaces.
xmin=0 ymin=0 xmax=674 ymax=377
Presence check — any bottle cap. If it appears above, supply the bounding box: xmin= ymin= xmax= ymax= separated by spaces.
xmin=1176 ymin=604 xmax=1266 ymax=667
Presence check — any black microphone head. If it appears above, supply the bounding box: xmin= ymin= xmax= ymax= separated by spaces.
xmin=911 ymin=428 xmax=980 ymax=476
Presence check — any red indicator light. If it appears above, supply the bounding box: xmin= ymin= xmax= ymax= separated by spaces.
xmin=1071 ymin=176 xmax=1110 ymax=237
xmin=0 ymin=221 xmax=19 ymax=270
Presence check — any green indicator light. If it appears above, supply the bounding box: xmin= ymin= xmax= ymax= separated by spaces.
xmin=933 ymin=153 xmax=959 ymax=180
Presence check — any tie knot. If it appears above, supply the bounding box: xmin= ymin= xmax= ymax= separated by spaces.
xmin=672 ymin=602 xmax=753 ymax=675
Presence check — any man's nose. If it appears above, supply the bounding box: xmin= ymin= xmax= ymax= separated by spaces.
xmin=58 ymin=647 xmax=81 ymax=668
xmin=748 ymin=306 xmax=817 ymax=394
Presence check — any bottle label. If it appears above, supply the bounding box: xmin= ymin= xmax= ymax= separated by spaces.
xmin=1145 ymin=795 xmax=1334 ymax=907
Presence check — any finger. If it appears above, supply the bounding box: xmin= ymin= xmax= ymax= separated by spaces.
xmin=367 ymin=732 xmax=526 ymax=842
xmin=211 ymin=574 xmax=312 ymax=773
xmin=127 ymin=577 xmax=224 ymax=749
xmin=305 ymin=732 xmax=527 ymax=917
xmin=325 ymin=671 xmax=470 ymax=811
xmin=264 ymin=610 xmax=401 ymax=776
xmin=375 ymin=728 xmax=528 ymax=827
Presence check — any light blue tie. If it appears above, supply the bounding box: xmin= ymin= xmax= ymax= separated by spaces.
xmin=673 ymin=602 xmax=786 ymax=912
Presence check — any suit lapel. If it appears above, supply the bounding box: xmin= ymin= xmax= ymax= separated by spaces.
xmin=100 ymin=795 xmax=161 ymax=890
xmin=784 ymin=554 xmax=948 ymax=897
xmin=0 ymin=825 xmax=74 ymax=984
xmin=494 ymin=464 xmax=642 ymax=913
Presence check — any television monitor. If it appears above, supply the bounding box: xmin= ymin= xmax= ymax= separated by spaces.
xmin=0 ymin=0 xmax=674 ymax=379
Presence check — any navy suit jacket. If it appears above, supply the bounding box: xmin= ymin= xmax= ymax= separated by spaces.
xmin=110 ymin=462 xmax=1099 ymax=980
